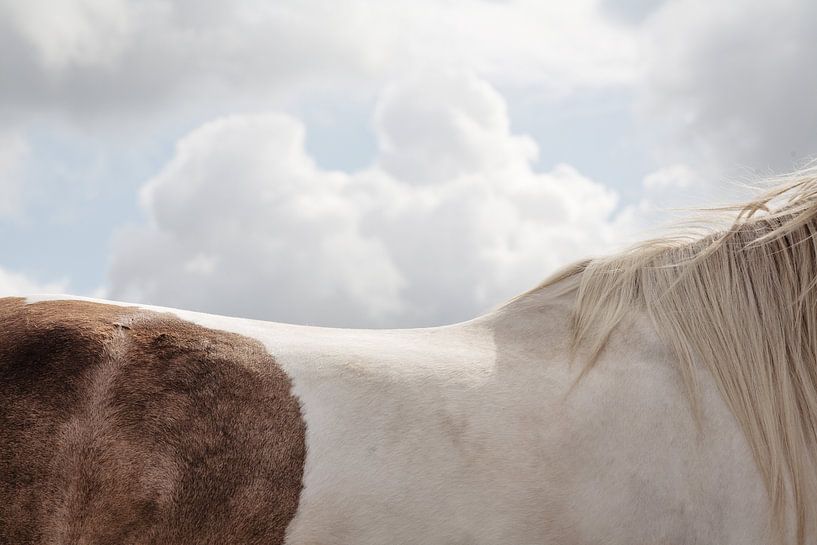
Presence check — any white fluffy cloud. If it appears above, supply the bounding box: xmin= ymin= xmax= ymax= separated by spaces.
xmin=108 ymin=113 xmax=406 ymax=326
xmin=374 ymin=72 xmax=539 ymax=185
xmin=2 ymin=0 xmax=134 ymax=71
xmin=0 ymin=132 xmax=28 ymax=219
xmin=107 ymin=72 xmax=636 ymax=327
xmin=0 ymin=266 xmax=66 ymax=297
xmin=6 ymin=0 xmax=815 ymax=328
xmin=0 ymin=0 xmax=636 ymax=121
xmin=638 ymin=0 xmax=817 ymax=173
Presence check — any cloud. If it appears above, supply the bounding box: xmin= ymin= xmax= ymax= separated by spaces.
xmin=0 ymin=132 xmax=28 ymax=219
xmin=0 ymin=266 xmax=66 ymax=297
xmin=2 ymin=0 xmax=133 ymax=71
xmin=600 ymin=0 xmax=668 ymax=24
xmin=373 ymin=71 xmax=538 ymax=185
xmin=108 ymin=112 xmax=406 ymax=326
xmin=639 ymin=0 xmax=817 ymax=174
xmin=0 ymin=0 xmax=636 ymax=122
xmin=4 ymin=0 xmax=815 ymax=331
xmin=107 ymin=71 xmax=637 ymax=327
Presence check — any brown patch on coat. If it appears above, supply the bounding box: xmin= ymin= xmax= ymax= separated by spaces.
xmin=0 ymin=297 xmax=306 ymax=545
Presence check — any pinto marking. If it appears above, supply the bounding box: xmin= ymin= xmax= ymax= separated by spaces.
xmin=0 ymin=297 xmax=305 ymax=545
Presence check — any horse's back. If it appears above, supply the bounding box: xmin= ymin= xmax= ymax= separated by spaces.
xmin=0 ymin=297 xmax=305 ymax=545
xmin=0 ymin=295 xmax=776 ymax=545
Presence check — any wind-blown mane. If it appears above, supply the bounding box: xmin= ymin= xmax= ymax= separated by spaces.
xmin=537 ymin=167 xmax=817 ymax=544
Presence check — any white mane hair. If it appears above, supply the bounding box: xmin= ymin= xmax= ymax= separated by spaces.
xmin=531 ymin=165 xmax=817 ymax=544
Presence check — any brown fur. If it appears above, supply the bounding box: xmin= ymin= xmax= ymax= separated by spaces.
xmin=0 ymin=297 xmax=306 ymax=545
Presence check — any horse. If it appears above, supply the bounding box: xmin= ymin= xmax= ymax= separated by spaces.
xmin=3 ymin=168 xmax=817 ymax=545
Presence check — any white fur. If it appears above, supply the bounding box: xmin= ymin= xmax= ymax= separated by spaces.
xmin=26 ymin=292 xmax=770 ymax=544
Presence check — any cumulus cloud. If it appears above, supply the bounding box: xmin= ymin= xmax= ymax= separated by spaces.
xmin=373 ymin=72 xmax=539 ymax=185
xmin=0 ymin=0 xmax=636 ymax=121
xmin=0 ymin=266 xmax=66 ymax=297
xmin=2 ymin=0 xmax=133 ymax=71
xmin=11 ymin=0 xmax=810 ymax=328
xmin=638 ymin=0 xmax=817 ymax=174
xmin=600 ymin=0 xmax=668 ymax=25
xmin=0 ymin=132 xmax=28 ymax=219
xmin=108 ymin=113 xmax=406 ymax=326
xmin=107 ymin=71 xmax=637 ymax=327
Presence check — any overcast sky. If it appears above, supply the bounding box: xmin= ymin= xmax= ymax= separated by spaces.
xmin=0 ymin=0 xmax=814 ymax=327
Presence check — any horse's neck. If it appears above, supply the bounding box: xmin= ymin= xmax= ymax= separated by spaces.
xmin=500 ymin=290 xmax=774 ymax=544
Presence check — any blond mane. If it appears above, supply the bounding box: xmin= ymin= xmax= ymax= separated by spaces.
xmin=536 ymin=166 xmax=817 ymax=544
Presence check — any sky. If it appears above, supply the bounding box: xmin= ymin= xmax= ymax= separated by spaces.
xmin=0 ymin=0 xmax=815 ymax=327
